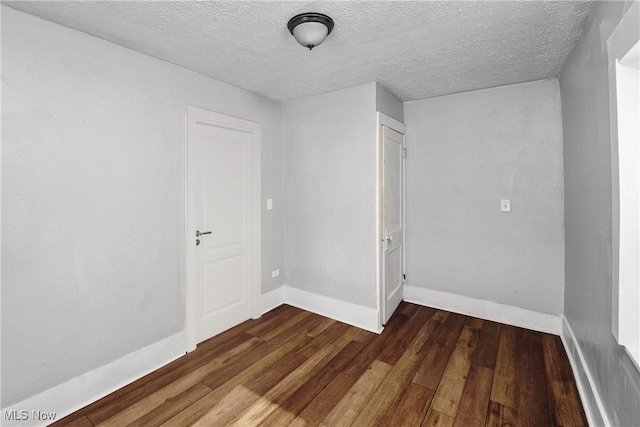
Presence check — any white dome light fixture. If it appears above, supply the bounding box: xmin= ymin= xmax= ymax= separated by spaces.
xmin=287 ymin=12 xmax=334 ymax=50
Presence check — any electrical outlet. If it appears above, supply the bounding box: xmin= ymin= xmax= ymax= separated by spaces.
xmin=271 ymin=269 xmax=280 ymax=278
xmin=501 ymin=199 xmax=511 ymax=212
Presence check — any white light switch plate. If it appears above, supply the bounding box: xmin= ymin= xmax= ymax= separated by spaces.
xmin=267 ymin=198 xmax=273 ymax=210
xmin=501 ymin=199 xmax=511 ymax=212
xmin=271 ymin=269 xmax=279 ymax=278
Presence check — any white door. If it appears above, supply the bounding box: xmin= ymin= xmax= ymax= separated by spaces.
xmin=186 ymin=106 xmax=261 ymax=349
xmin=381 ymin=123 xmax=405 ymax=325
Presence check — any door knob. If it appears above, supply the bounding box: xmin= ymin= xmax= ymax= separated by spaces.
xmin=196 ymin=230 xmax=212 ymax=237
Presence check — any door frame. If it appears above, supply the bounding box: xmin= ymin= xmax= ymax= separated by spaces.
xmin=185 ymin=105 xmax=262 ymax=352
xmin=376 ymin=112 xmax=407 ymax=331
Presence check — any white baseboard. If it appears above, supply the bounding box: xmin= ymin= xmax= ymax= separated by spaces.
xmin=1 ymin=332 xmax=186 ymax=427
xmin=403 ymin=285 xmax=561 ymax=334
xmin=261 ymin=286 xmax=285 ymax=314
xmin=560 ymin=315 xmax=611 ymax=427
xmin=261 ymin=285 xmax=381 ymax=333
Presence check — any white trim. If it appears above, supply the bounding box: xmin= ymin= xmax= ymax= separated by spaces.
xmin=560 ymin=315 xmax=611 ymax=427
xmin=183 ymin=106 xmax=195 ymax=352
xmin=375 ymin=115 xmax=382 ymax=330
xmin=185 ymin=106 xmax=262 ymax=352
xmin=283 ymin=285 xmax=382 ymax=333
xmin=250 ymin=120 xmax=263 ymax=321
xmin=259 ymin=285 xmax=380 ymax=333
xmin=403 ymin=285 xmax=561 ymax=334
xmin=376 ymin=112 xmax=407 ymax=331
xmin=1 ymin=332 xmax=186 ymax=427
xmin=607 ymin=0 xmax=640 ymax=365
xmin=261 ymin=286 xmax=285 ymax=314
xmin=377 ymin=112 xmax=406 ymax=135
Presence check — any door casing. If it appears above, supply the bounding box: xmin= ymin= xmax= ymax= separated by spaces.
xmin=185 ymin=105 xmax=262 ymax=352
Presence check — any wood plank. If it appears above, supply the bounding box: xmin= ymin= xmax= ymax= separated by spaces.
xmin=287 ymin=373 xmax=357 ymax=427
xmin=52 ymin=303 xmax=587 ymax=427
xmin=341 ymin=312 xmax=406 ymax=379
xmin=306 ymin=317 xmax=336 ymax=338
xmin=412 ymin=341 xmax=455 ymax=391
xmin=211 ymin=345 xmax=340 ymax=426
xmin=486 ymin=400 xmax=518 ymax=427
xmin=319 ymin=360 xmax=392 ymax=427
xmin=542 ymin=334 xmax=588 ymax=427
xmin=85 ymin=331 xmax=258 ymax=424
xmin=128 ymin=383 xmax=212 ymax=426
xmin=422 ymin=410 xmax=455 ymax=427
xmin=422 ymin=309 xmax=450 ymax=343
xmin=54 ymin=332 xmax=260 ymax=424
xmin=435 ymin=313 xmax=467 ymax=347
xmin=517 ymin=329 xmax=552 ymax=426
xmin=352 ymin=328 xmax=376 ymax=344
xmin=83 ymin=306 xmax=272 ymax=423
xmin=452 ymin=364 xmax=493 ymax=427
xmin=332 ymin=326 xmax=365 ymax=349
xmin=472 ymin=320 xmax=501 ymax=369
xmin=159 ymin=333 xmax=314 ymax=426
xmin=259 ymin=311 xmax=312 ymax=341
xmin=490 ymin=324 xmax=519 ymax=409
xmin=181 ymin=352 xmax=306 ymax=426
xmin=246 ymin=305 xmax=304 ymax=337
xmin=51 ymin=415 xmax=94 ymax=427
xmin=258 ymin=340 xmax=365 ymax=427
xmin=399 ymin=302 xmax=420 ymax=316
xmin=201 ymin=314 xmax=327 ymax=390
xmin=465 ymin=317 xmax=484 ymax=330
xmin=189 ymin=309 xmax=278 ymax=358
xmin=376 ymin=312 xmax=418 ymax=365
xmin=385 ymin=383 xmax=433 ymax=427
xmin=429 ymin=309 xmax=450 ymax=326
xmin=430 ymin=326 xmax=479 ymax=417
xmin=376 ymin=307 xmax=434 ymax=365
xmin=92 ymin=336 xmax=265 ymax=426
xmin=350 ymin=311 xmax=442 ymax=426
xmin=296 ymin=322 xmax=351 ymax=359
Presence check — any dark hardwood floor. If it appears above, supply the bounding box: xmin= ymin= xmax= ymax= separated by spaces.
xmin=52 ymin=302 xmax=587 ymax=426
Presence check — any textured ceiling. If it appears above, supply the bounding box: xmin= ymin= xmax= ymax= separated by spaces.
xmin=4 ymin=1 xmax=592 ymax=102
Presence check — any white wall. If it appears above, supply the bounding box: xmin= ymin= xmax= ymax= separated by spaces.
xmin=282 ymin=83 xmax=378 ymax=309
xmin=1 ymin=6 xmax=282 ymax=408
xmin=375 ymin=83 xmax=403 ymax=123
xmin=560 ymin=0 xmax=640 ymax=425
xmin=404 ymin=79 xmax=565 ymax=316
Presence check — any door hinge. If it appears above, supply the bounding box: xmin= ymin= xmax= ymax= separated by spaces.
xmin=403 ymin=148 xmax=407 ymax=158
xmin=403 ymin=273 xmax=406 ymax=280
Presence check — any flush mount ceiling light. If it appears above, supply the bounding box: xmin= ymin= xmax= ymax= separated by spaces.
xmin=287 ymin=12 xmax=334 ymax=50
